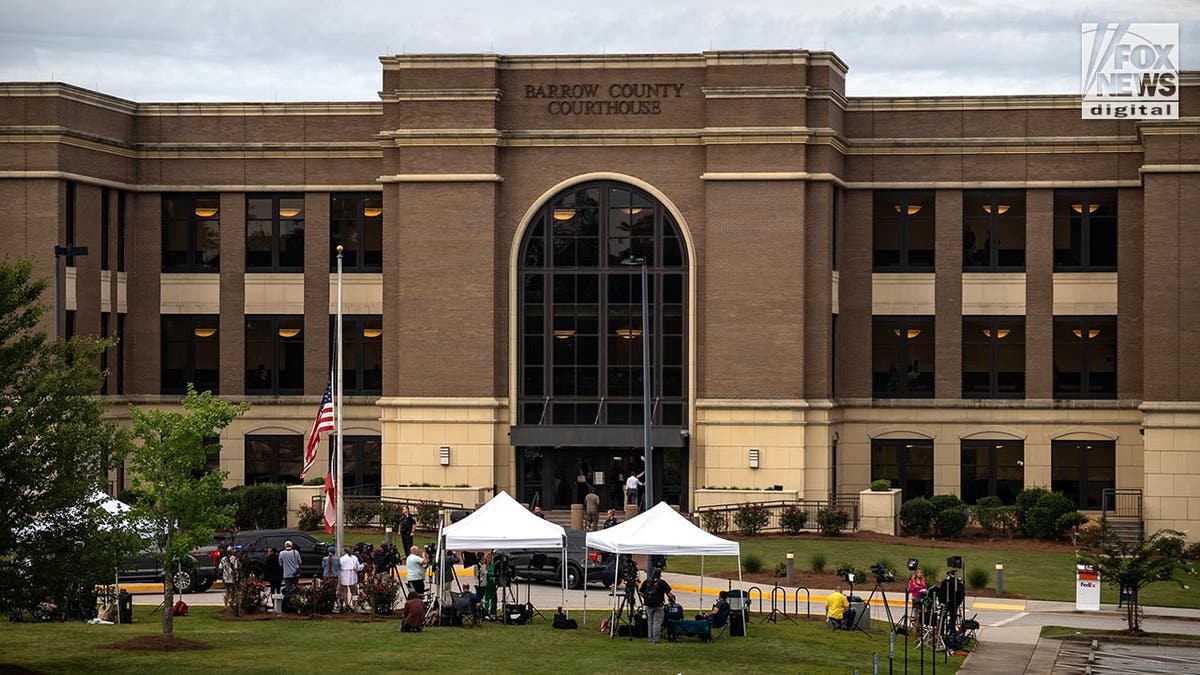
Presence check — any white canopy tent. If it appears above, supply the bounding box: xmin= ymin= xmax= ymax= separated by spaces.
xmin=585 ymin=502 xmax=743 ymax=635
xmin=439 ymin=491 xmax=569 ymax=616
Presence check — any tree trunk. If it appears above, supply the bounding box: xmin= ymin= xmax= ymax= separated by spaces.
xmin=1128 ymin=588 xmax=1139 ymax=633
xmin=162 ymin=557 xmax=174 ymax=638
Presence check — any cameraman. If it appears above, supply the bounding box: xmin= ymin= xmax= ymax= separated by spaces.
xmin=405 ymin=545 xmax=429 ymax=596
xmin=638 ymin=567 xmax=675 ymax=644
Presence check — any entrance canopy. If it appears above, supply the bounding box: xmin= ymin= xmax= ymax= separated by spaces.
xmin=586 ymin=502 xmax=739 ymax=556
xmin=442 ymin=490 xmax=565 ymax=550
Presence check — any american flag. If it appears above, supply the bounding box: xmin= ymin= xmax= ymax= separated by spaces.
xmin=300 ymin=378 xmax=334 ymax=480
xmin=323 ymin=450 xmax=337 ymax=534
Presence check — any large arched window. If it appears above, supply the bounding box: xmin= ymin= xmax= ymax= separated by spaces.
xmin=518 ymin=181 xmax=688 ymax=428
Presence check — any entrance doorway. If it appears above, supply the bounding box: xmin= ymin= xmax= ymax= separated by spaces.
xmin=517 ymin=445 xmax=688 ymax=512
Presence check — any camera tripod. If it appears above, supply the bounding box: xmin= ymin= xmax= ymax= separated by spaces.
xmin=861 ymin=574 xmax=897 ymax=635
xmin=613 ymin=574 xmax=643 ymax=640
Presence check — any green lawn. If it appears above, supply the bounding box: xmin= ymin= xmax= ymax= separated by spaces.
xmin=668 ymin=535 xmax=1198 ymax=609
xmin=0 ymin=605 xmax=961 ymax=674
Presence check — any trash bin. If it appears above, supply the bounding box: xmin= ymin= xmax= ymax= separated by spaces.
xmin=729 ymin=607 xmax=746 ymax=637
xmin=726 ymin=589 xmax=748 ymax=636
xmin=848 ymin=598 xmax=870 ymax=630
xmin=117 ymin=590 xmax=133 ymax=624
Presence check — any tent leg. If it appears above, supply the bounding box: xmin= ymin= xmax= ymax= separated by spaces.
xmin=610 ymin=554 xmax=620 ymax=639
xmin=583 ymin=547 xmax=588 ymax=624
xmin=700 ymin=555 xmax=704 ymax=613
xmin=561 ymin=540 xmax=566 ymax=617
xmin=738 ymin=559 xmax=747 ymax=637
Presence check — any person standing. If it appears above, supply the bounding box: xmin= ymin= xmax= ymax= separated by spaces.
xmin=603 ymin=509 xmax=619 ymax=529
xmin=279 ymin=540 xmax=302 ymax=588
xmin=405 ymin=545 xmax=428 ymax=596
xmin=480 ymin=552 xmax=497 ymax=618
xmin=625 ymin=471 xmax=644 ymax=507
xmin=218 ymin=547 xmax=240 ymax=610
xmin=938 ymin=568 xmax=965 ymax=632
xmin=908 ymin=568 xmax=928 ymax=629
xmin=338 ymin=547 xmax=362 ymax=612
xmin=638 ymin=567 xmax=675 ymax=644
xmin=584 ymin=488 xmax=601 ymax=530
xmin=264 ymin=547 xmax=282 ymax=597
xmin=398 ymin=506 xmax=416 ymax=556
xmin=321 ymin=546 xmax=340 ymax=583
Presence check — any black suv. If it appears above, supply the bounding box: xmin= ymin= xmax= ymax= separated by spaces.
xmin=117 ymin=549 xmax=219 ymax=593
xmin=499 ymin=529 xmax=614 ymax=589
xmin=200 ymin=529 xmax=330 ymax=580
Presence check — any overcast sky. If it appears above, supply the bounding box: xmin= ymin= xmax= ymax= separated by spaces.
xmin=0 ymin=0 xmax=1196 ymax=101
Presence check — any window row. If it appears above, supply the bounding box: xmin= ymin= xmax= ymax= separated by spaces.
xmin=62 ymin=184 xmax=127 ymax=272
xmin=873 ymin=189 xmax=1118 ymax=272
xmin=871 ymin=438 xmax=1115 ymax=508
xmin=873 ymin=316 xmax=1116 ymax=399
xmin=161 ymin=193 xmax=383 ymax=273
xmin=161 ymin=314 xmax=382 ymax=395
xmin=242 ymin=434 xmax=381 ymax=494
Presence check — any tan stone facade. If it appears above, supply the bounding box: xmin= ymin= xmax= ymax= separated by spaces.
xmin=1 ymin=52 xmax=1198 ymax=538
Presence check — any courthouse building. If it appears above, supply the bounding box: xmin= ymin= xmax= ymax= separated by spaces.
xmin=0 ymin=50 xmax=1197 ymax=537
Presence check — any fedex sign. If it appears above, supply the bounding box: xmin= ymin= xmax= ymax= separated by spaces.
xmin=1082 ymin=23 xmax=1179 ymax=119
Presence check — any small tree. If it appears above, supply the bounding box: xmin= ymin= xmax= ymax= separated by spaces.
xmin=128 ymin=387 xmax=248 ymax=638
xmin=1076 ymin=523 xmax=1194 ymax=632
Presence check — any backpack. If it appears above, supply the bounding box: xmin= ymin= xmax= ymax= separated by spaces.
xmin=552 ymin=612 xmax=578 ymax=630
xmin=171 ymin=600 xmax=189 ymax=616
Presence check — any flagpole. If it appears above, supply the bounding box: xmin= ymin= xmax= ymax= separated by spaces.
xmin=335 ymin=245 xmax=345 ymax=556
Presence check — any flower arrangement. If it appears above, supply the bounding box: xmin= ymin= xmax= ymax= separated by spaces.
xmin=292 ymin=578 xmax=338 ymax=615
xmin=237 ymin=576 xmax=267 ymax=614
xmin=360 ymin=574 xmax=402 ymax=615
xmin=297 ymin=503 xmax=322 ymax=531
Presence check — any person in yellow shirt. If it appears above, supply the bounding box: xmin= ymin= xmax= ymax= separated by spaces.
xmin=826 ymin=586 xmax=851 ymax=629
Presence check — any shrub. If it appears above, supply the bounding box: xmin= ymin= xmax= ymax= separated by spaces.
xmin=870 ymin=479 xmax=892 ymax=491
xmin=928 ymin=494 xmax=964 ymax=514
xmin=974 ymin=497 xmax=1017 ymax=539
xmin=780 ymin=505 xmax=808 ymax=534
xmin=922 ymin=563 xmax=941 ymax=582
xmin=936 ymin=506 xmax=970 ymax=538
xmin=297 ymin=503 xmax=322 ymax=531
xmin=835 ymin=561 xmax=867 ymax=582
xmin=742 ymin=553 xmax=764 ymax=574
xmin=809 ymin=552 xmax=827 ymax=574
xmin=700 ymin=510 xmax=729 ymax=533
xmin=378 ymin=503 xmax=403 ymax=531
xmin=1019 ymin=490 xmax=1077 ymax=540
xmin=1014 ymin=487 xmax=1052 ymax=533
xmin=237 ymin=576 xmax=267 ymax=614
xmin=817 ymin=508 xmax=850 ymax=537
xmin=1185 ymin=542 xmax=1200 ymax=562
xmin=346 ymin=501 xmax=380 ymax=528
xmin=117 ymin=487 xmax=145 ymax=506
xmin=966 ymin=566 xmax=990 ymax=590
xmin=414 ymin=501 xmax=441 ymax=532
xmin=899 ymin=497 xmax=935 ymax=537
xmin=293 ymin=578 xmax=338 ymax=614
xmin=774 ymin=562 xmax=787 ymax=578
xmin=734 ymin=503 xmax=770 ymax=536
xmin=360 ymin=574 xmax=402 ymax=614
xmin=302 ymin=475 xmax=325 ymax=487
xmin=221 ymin=483 xmax=287 ymax=529
xmin=1056 ymin=511 xmax=1089 ymax=538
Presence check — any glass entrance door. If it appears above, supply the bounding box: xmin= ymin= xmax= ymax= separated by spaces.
xmin=517 ymin=445 xmax=688 ymax=512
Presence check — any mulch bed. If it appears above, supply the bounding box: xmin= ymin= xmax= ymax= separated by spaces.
xmin=218 ymin=609 xmax=393 ymax=622
xmin=106 ymin=636 xmax=212 ymax=652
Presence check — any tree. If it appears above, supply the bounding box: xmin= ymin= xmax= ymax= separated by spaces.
xmin=1076 ymin=522 xmax=1195 ymax=632
xmin=0 ymin=258 xmax=134 ymax=616
xmin=127 ymin=387 xmax=248 ymax=637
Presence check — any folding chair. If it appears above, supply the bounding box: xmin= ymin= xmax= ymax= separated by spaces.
xmin=451 ymin=592 xmax=481 ymax=628
xmin=707 ymin=602 xmax=731 ymax=641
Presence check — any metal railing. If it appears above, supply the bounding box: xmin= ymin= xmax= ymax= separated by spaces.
xmin=692 ymin=497 xmax=860 ymax=535
xmin=309 ymin=494 xmax=468 ymax=529
xmin=1101 ymin=488 xmax=1144 ymax=543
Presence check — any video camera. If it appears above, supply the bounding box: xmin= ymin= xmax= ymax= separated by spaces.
xmin=493 ymin=553 xmax=516 ymax=587
xmin=870 ymin=563 xmax=895 ymax=583
xmin=618 ymin=556 xmax=640 ymax=584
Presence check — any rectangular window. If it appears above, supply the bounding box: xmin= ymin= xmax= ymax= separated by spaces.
xmin=1053 ymin=317 xmax=1117 ymax=399
xmin=245 ymin=315 xmax=304 ymax=395
xmin=65 ymin=182 xmax=76 ymax=267
xmin=100 ymin=315 xmax=109 ymax=392
xmin=871 ymin=439 xmax=934 ymax=501
xmin=244 ymin=435 xmax=303 ymax=485
xmin=1053 ymin=190 xmax=1117 ymax=270
xmin=116 ymin=314 xmax=125 ymax=394
xmin=873 ymin=190 xmax=934 ymax=271
xmin=1052 ymin=440 xmax=1116 ymax=509
xmin=65 ymin=310 xmax=75 ymax=339
xmin=117 ymin=191 xmax=126 ymax=272
xmin=162 ymin=194 xmax=220 ymax=273
xmin=872 ymin=317 xmax=935 ymax=397
xmin=963 ymin=189 xmax=1025 ymax=270
xmin=962 ymin=317 xmax=1025 ymax=398
xmin=161 ymin=315 xmax=220 ymax=394
xmin=100 ymin=188 xmax=111 ymax=270
xmin=334 ymin=435 xmax=382 ymax=496
xmin=961 ymin=440 xmax=1024 ymax=505
xmin=332 ymin=315 xmax=383 ymax=395
xmin=247 ymin=195 xmax=305 ymax=271
xmin=832 ymin=188 xmax=839 ymax=271
xmin=330 ymin=194 xmax=383 ymax=272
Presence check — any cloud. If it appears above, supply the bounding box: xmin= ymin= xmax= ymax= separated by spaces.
xmin=0 ymin=0 xmax=1195 ymax=100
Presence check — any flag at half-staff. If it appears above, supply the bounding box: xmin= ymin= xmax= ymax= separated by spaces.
xmin=300 ymin=378 xmax=335 ymax=480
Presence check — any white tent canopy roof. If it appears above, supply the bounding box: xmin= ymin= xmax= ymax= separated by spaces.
xmin=585 ymin=502 xmax=740 ymax=556
xmin=442 ymin=490 xmax=566 ymax=550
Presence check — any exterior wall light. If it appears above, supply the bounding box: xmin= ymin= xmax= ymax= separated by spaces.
xmin=749 ymin=448 xmax=760 ymax=469
xmin=439 ymin=446 xmax=451 ymax=466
